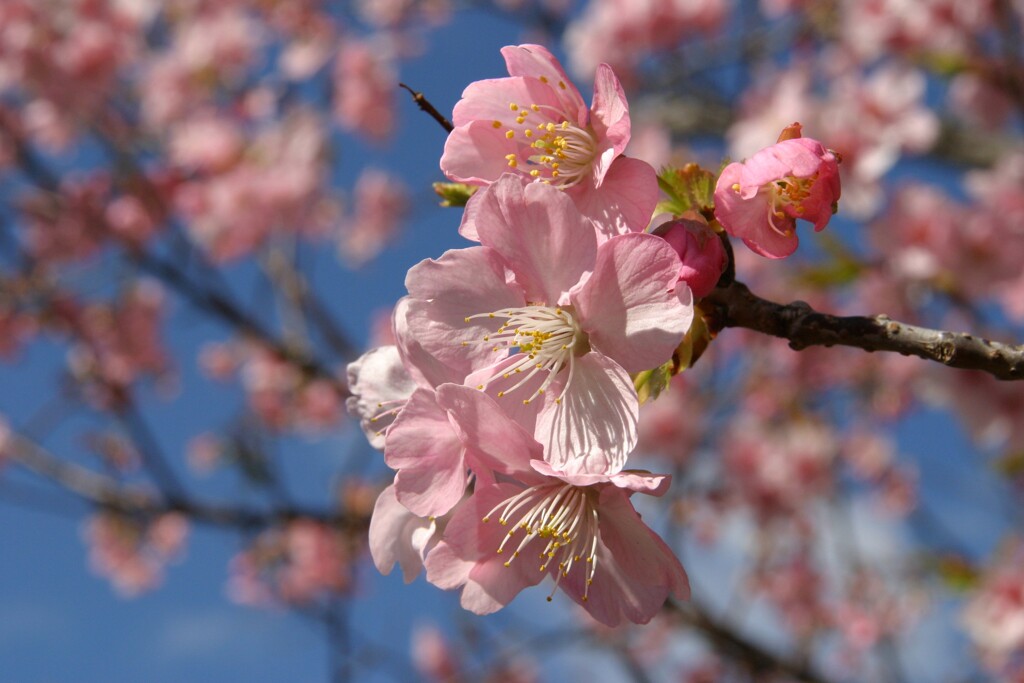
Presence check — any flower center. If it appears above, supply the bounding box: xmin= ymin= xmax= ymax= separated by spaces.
xmin=463 ymin=305 xmax=588 ymax=405
xmin=483 ymin=482 xmax=599 ymax=601
xmin=493 ymin=101 xmax=598 ymax=188
xmin=765 ymin=175 xmax=817 ymax=235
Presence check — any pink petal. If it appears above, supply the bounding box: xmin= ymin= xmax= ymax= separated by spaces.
xmin=566 ymin=156 xmax=658 ymax=240
xmin=404 ymin=246 xmax=526 ymax=380
xmin=500 ymin=44 xmax=587 ymax=122
xmin=441 ymin=120 xmax=521 ymax=185
xmin=452 ymin=75 xmax=566 ymax=127
xmin=457 ymin=187 xmax=485 ymax=242
xmin=561 ymin=488 xmax=690 ymax=626
xmin=474 ymin=176 xmax=596 ymax=304
xmin=384 ymin=388 xmax=466 ymax=518
xmin=424 ymin=483 xmax=545 ymax=612
xmin=463 ymin=354 xmax=551 ymax=437
xmin=589 ymin=63 xmax=631 ymax=159
xmin=368 ymin=484 xmax=436 ymax=583
xmin=435 ymin=383 xmax=543 ymax=477
xmin=573 ymin=233 xmax=692 ymax=373
xmin=535 ymin=352 xmax=639 ymax=474
xmin=530 ymin=460 xmax=672 ymax=496
xmin=393 ymin=296 xmax=464 ymax=389
xmin=422 ymin=540 xmax=473 ymax=590
xmin=345 ymin=345 xmax=417 ymax=449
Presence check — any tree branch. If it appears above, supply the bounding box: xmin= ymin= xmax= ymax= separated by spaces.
xmin=5 ymin=431 xmax=364 ymax=532
xmin=668 ymin=600 xmax=834 ymax=683
xmin=703 ymin=280 xmax=1024 ymax=380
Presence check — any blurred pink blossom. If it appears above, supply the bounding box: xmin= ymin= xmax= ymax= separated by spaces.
xmin=337 ymin=168 xmax=409 ymax=266
xmin=333 ymin=39 xmax=397 ymax=143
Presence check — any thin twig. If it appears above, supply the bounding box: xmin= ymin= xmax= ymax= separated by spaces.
xmin=399 ymin=83 xmax=454 ymax=133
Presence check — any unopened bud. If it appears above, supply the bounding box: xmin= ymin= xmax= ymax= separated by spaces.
xmin=653 ymin=212 xmax=727 ymax=298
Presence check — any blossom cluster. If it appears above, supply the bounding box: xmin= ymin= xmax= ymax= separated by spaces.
xmin=349 ymin=45 xmax=841 ymax=625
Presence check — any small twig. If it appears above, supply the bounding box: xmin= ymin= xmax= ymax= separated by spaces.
xmin=703 ymin=280 xmax=1024 ymax=380
xmin=399 ymin=83 xmax=454 ymax=133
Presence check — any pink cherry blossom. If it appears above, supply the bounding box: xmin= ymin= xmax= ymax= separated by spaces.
xmin=441 ymin=44 xmax=658 ymax=240
xmin=337 ymin=168 xmax=409 ymax=267
xmin=423 ymin=384 xmax=689 ymax=627
xmin=83 ymin=511 xmax=188 ymax=597
xmin=401 ymin=176 xmax=692 ymax=471
xmin=714 ymin=135 xmax=841 ymax=259
xmin=228 ymin=520 xmax=352 ymax=606
xmin=963 ymin=540 xmax=1024 ymax=673
xmin=333 ymin=39 xmax=397 ymax=143
xmin=564 ymin=0 xmax=728 ymax=83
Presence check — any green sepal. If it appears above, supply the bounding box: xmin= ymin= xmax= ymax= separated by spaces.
xmin=433 ymin=182 xmax=477 ymax=207
xmin=633 ymin=360 xmax=674 ymax=406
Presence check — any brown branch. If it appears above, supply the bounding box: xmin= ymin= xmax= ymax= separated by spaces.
xmin=668 ymin=600 xmax=833 ymax=683
xmin=399 ymin=82 xmax=454 ymax=133
xmin=703 ymin=280 xmax=1024 ymax=380
xmin=5 ymin=430 xmax=364 ymax=532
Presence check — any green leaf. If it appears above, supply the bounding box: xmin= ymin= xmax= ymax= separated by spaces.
xmin=656 ymin=163 xmax=718 ymax=217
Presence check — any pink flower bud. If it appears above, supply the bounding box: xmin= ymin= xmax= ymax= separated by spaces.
xmin=653 ymin=213 xmax=727 ymax=298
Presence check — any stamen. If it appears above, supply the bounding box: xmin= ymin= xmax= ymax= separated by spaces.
xmin=482 ymin=483 xmax=600 ymax=602
xmin=462 ymin=305 xmax=585 ymax=404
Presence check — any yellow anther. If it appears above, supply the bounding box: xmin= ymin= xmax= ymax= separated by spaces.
xmin=509 ymin=103 xmax=519 ymax=111
xmin=506 ymin=130 xmax=515 ymax=139
xmin=492 ymin=120 xmax=502 ymax=128
xmin=732 ymin=183 xmax=741 ymax=192
xmin=530 ymin=169 xmax=540 ymax=177
xmin=531 ymin=104 xmax=540 ymax=111
xmin=524 ymin=129 xmax=533 ymax=138
xmin=539 ymin=76 xmax=548 ymax=83
xmin=558 ymin=80 xmax=566 ymax=89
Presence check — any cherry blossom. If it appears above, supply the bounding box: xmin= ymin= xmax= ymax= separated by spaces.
xmin=441 ymin=44 xmax=658 ymax=239
xmin=423 ymin=384 xmax=689 ymax=626
xmin=401 ymin=176 xmax=692 ymax=471
xmin=714 ymin=134 xmax=841 ymax=258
